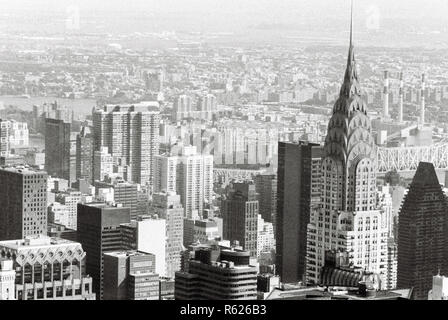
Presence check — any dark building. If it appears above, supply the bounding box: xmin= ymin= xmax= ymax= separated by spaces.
xmin=0 ymin=166 xmax=48 ymax=240
xmin=397 ymin=162 xmax=448 ymax=300
xmin=222 ymin=182 xmax=259 ymax=257
xmin=45 ymin=118 xmax=71 ymax=181
xmin=77 ymin=202 xmax=131 ymax=300
xmin=175 ymin=244 xmax=258 ymax=300
xmin=95 ymin=179 xmax=139 ymax=220
xmin=103 ymin=250 xmax=159 ymax=300
xmin=276 ymin=141 xmax=322 ymax=284
xmin=254 ymin=174 xmax=277 ymax=226
xmin=76 ymin=126 xmax=93 ymax=183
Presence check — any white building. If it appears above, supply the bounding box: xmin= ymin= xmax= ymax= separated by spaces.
xmin=257 ymin=215 xmax=275 ymax=258
xmin=428 ymin=274 xmax=448 ymax=300
xmin=8 ymin=120 xmax=29 ymax=148
xmin=93 ymin=147 xmax=113 ymax=182
xmin=0 ymin=259 xmax=15 ymax=300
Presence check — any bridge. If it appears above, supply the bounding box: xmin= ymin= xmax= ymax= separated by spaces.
xmin=377 ymin=143 xmax=448 ymax=173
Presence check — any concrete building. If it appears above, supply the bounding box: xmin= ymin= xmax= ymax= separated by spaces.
xmin=92 ymin=104 xmax=160 ymax=187
xmin=55 ymin=190 xmax=82 ymax=231
xmin=103 ymin=250 xmax=159 ymax=300
xmin=397 ymin=162 xmax=448 ymax=300
xmin=0 ymin=119 xmax=10 ymax=157
xmin=96 ymin=179 xmax=139 ymax=220
xmin=222 ymin=182 xmax=259 ymax=258
xmin=276 ymin=141 xmax=322 ymax=284
xmin=0 ymin=235 xmax=95 ymax=300
xmin=0 ymin=166 xmax=48 ymax=240
xmin=175 ymin=244 xmax=258 ymax=300
xmin=77 ymin=202 xmax=131 ymax=299
xmin=8 ymin=120 xmax=29 ymax=148
xmin=257 ymin=215 xmax=275 ymax=258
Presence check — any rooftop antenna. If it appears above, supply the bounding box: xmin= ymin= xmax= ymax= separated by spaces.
xmin=350 ymin=0 xmax=354 ymax=48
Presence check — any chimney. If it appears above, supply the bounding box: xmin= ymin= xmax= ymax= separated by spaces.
xmin=383 ymin=70 xmax=389 ymax=118
xmin=399 ymin=71 xmax=404 ymax=123
xmin=420 ymin=73 xmax=426 ymax=125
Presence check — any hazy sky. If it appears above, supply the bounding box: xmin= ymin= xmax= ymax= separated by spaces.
xmin=1 ymin=0 xmax=448 ymax=36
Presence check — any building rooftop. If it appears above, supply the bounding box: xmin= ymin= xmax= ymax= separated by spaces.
xmin=0 ymin=235 xmax=79 ymax=251
xmin=0 ymin=165 xmax=47 ymax=175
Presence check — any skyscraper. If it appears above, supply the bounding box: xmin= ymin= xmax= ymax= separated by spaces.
xmin=276 ymin=141 xmax=322 ymax=284
xmin=305 ymin=6 xmax=389 ymax=287
xmin=45 ymin=118 xmax=71 ymax=181
xmin=0 ymin=120 xmax=10 ymax=157
xmin=76 ymin=125 xmax=93 ymax=183
xmin=77 ymin=203 xmax=131 ymax=299
xmin=92 ymin=104 xmax=160 ymax=187
xmin=0 ymin=166 xmax=48 ymax=240
xmin=254 ymin=173 xmax=277 ymax=225
xmin=397 ymin=162 xmax=448 ymax=300
xmin=222 ymin=182 xmax=259 ymax=258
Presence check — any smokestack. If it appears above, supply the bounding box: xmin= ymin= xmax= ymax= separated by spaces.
xmin=421 ymin=73 xmax=426 ymax=125
xmin=383 ymin=71 xmax=389 ymax=118
xmin=399 ymin=72 xmax=404 ymax=123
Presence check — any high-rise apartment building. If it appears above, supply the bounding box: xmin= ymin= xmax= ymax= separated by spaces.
xmin=0 ymin=120 xmax=10 ymax=157
xmin=45 ymin=118 xmax=71 ymax=181
xmin=173 ymin=95 xmax=193 ymax=121
xmin=0 ymin=166 xmax=47 ymax=240
xmin=151 ymin=191 xmax=184 ymax=278
xmin=93 ymin=147 xmax=113 ymax=182
xmin=305 ymin=15 xmax=389 ymax=287
xmin=103 ymin=250 xmax=159 ymax=300
xmin=54 ymin=190 xmax=82 ymax=231
xmin=0 ymin=235 xmax=95 ymax=300
xmin=96 ymin=179 xmax=140 ymax=220
xmin=92 ymin=104 xmax=160 ymax=187
xmin=77 ymin=203 xmax=131 ymax=299
xmin=154 ymin=146 xmax=213 ymax=219
xmin=275 ymin=141 xmax=322 ymax=284
xmin=397 ymin=162 xmax=448 ymax=300
xmin=222 ymin=182 xmax=259 ymax=258
xmin=175 ymin=244 xmax=258 ymax=300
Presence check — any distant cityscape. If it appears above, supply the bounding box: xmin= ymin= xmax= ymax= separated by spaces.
xmin=1 ymin=0 xmax=448 ymax=303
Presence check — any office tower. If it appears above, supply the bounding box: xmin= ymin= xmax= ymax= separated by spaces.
xmin=257 ymin=215 xmax=275 ymax=258
xmin=0 ymin=235 xmax=95 ymax=300
xmin=254 ymin=174 xmax=277 ymax=225
xmin=175 ymin=244 xmax=258 ymax=300
xmin=0 ymin=166 xmax=47 ymax=240
xmin=428 ymin=274 xmax=448 ymax=300
xmin=76 ymin=126 xmax=93 ymax=183
xmin=45 ymin=118 xmax=71 ymax=181
xmin=184 ymin=218 xmax=221 ymax=246
xmin=385 ymin=238 xmax=397 ymax=290
xmin=77 ymin=203 xmax=131 ymax=299
xmin=93 ymin=147 xmax=113 ymax=181
xmin=0 ymin=120 xmax=10 ymax=157
xmin=120 ymin=217 xmax=167 ymax=277
xmin=55 ymin=190 xmax=82 ymax=230
xmin=92 ymin=104 xmax=160 ymax=187
xmin=103 ymin=251 xmax=159 ymax=300
xmin=378 ymin=185 xmax=394 ymax=238
xmin=306 ymin=10 xmax=389 ymax=287
xmin=276 ymin=141 xmax=322 ymax=284
xmin=152 ymin=192 xmax=184 ymax=278
xmin=222 ymin=182 xmax=259 ymax=258
xmin=173 ymin=95 xmax=193 ymax=121
xmin=397 ymin=162 xmax=448 ymax=300
xmin=96 ymin=179 xmax=139 ymax=220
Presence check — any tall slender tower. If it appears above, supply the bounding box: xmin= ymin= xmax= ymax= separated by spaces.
xmin=383 ymin=71 xmax=389 ymax=118
xmin=420 ymin=73 xmax=426 ymax=125
xmin=306 ymin=1 xmax=388 ymax=287
xmin=398 ymin=71 xmax=404 ymax=123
